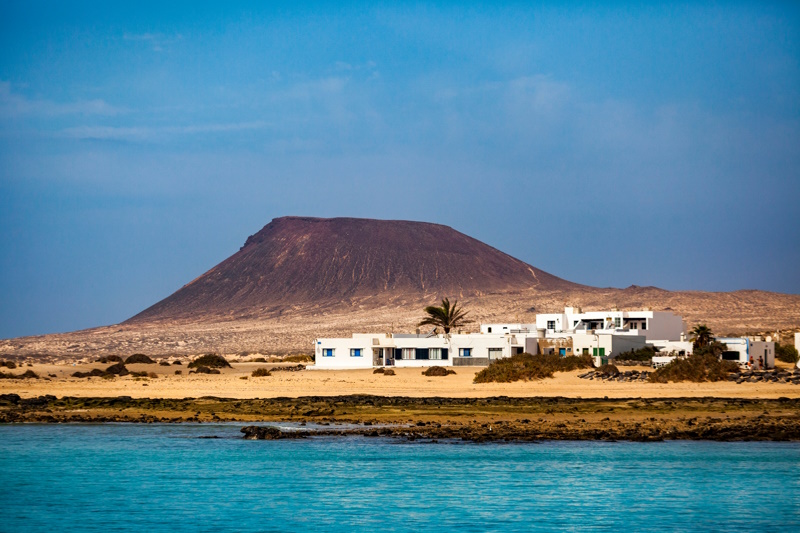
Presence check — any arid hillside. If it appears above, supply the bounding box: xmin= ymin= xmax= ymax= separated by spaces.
xmin=128 ymin=216 xmax=578 ymax=323
xmin=2 ymin=216 xmax=799 ymax=361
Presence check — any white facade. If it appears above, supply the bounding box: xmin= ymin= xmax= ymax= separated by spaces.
xmin=571 ymin=333 xmax=647 ymax=365
xmin=479 ymin=323 xmax=536 ymax=334
xmin=535 ymin=307 xmax=686 ymax=342
xmin=717 ymin=338 xmax=775 ymax=369
xmin=650 ymin=340 xmax=694 ymax=355
xmin=796 ymin=332 xmax=800 ymax=369
xmin=313 ymin=332 xmax=526 ymax=370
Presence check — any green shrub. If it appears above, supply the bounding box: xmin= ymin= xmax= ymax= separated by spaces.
xmin=692 ymin=341 xmax=727 ymax=358
xmin=373 ymin=367 xmax=385 ymax=374
xmin=649 ymin=353 xmax=738 ymax=383
xmin=776 ymin=343 xmax=800 ymax=364
xmin=251 ymin=367 xmax=272 ymax=377
xmin=474 ymin=353 xmax=593 ymax=383
xmin=188 ymin=354 xmax=231 ymax=369
xmin=383 ymin=369 xmax=396 ymax=376
xmin=250 ymin=357 xmax=267 ymax=363
xmin=615 ymin=346 xmax=657 ymax=362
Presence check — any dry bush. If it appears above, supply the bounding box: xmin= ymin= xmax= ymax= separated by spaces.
xmin=649 ymin=353 xmax=739 ymax=383
xmin=474 ymin=353 xmax=593 ymax=383
xmin=251 ymin=367 xmax=272 ymax=377
xmin=422 ymin=366 xmax=456 ymax=376
xmin=188 ymin=354 xmax=231 ymax=369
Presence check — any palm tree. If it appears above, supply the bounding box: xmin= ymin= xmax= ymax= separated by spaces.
xmin=418 ymin=298 xmax=472 ymax=334
xmin=690 ymin=324 xmax=714 ymax=349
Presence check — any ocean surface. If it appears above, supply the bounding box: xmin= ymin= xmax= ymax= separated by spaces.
xmin=1 ymin=423 xmax=799 ymax=532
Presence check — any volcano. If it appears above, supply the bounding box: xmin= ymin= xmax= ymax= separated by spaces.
xmin=128 ymin=217 xmax=579 ymax=323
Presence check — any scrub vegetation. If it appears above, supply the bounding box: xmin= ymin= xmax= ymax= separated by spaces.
xmin=776 ymin=343 xmax=800 ymax=364
xmin=188 ymin=354 xmax=231 ymax=369
xmin=473 ymin=353 xmax=593 ymax=383
xmin=648 ymin=353 xmax=739 ymax=383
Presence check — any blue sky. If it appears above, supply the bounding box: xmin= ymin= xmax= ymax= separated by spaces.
xmin=1 ymin=2 xmax=798 ymax=338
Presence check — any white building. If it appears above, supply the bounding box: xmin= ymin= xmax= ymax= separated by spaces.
xmin=313 ymin=332 xmax=527 ymax=370
xmin=313 ymin=307 xmax=692 ymax=370
xmin=717 ymin=337 xmax=775 ymax=369
xmin=535 ymin=307 xmax=686 ymax=342
xmin=794 ymin=332 xmax=800 ymax=369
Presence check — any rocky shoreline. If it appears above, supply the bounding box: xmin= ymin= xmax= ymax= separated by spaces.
xmin=2 ymin=393 xmax=800 ymax=442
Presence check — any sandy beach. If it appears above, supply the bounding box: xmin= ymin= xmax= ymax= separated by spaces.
xmin=3 ymin=361 xmax=799 ymax=400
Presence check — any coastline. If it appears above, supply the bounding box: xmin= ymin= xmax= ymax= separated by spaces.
xmin=3 ymin=394 xmax=799 ymax=442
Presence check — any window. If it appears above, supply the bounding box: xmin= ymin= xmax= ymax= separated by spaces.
xmin=582 ymin=348 xmax=589 ymax=355
xmin=350 ymin=348 xmax=362 ymax=357
xmin=488 ymin=348 xmax=503 ymax=359
xmin=614 ymin=318 xmax=621 ymax=328
xmin=641 ymin=321 xmax=647 ymax=330
xmin=487 ymin=327 xmax=492 ymax=333
xmin=547 ymin=320 xmax=556 ymax=330
xmin=631 ymin=322 xmax=638 ymax=330
xmin=401 ymin=348 xmax=415 ymax=360
xmin=459 ymin=348 xmax=472 ymax=357
xmin=322 ymin=348 xmax=335 ymax=357
xmin=429 ymin=348 xmax=442 ymax=360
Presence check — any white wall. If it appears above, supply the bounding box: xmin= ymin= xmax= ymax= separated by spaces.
xmin=718 ymin=338 xmax=775 ymax=369
xmin=314 ymin=335 xmax=380 ymax=369
xmin=479 ymin=323 xmax=536 ymax=334
xmin=535 ymin=308 xmax=686 ymax=341
xmin=651 ymin=340 xmax=693 ymax=355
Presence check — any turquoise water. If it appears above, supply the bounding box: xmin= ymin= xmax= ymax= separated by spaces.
xmin=1 ymin=424 xmax=799 ymax=532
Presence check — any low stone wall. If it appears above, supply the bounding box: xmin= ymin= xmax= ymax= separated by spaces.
xmin=452 ymin=357 xmax=490 ymax=367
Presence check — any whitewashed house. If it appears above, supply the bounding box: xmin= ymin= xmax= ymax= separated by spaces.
xmin=718 ymin=337 xmax=775 ymax=369
xmin=313 ymin=332 xmax=527 ymax=370
xmin=535 ymin=307 xmax=686 ymax=342
xmin=312 ymin=307 xmax=692 ymax=370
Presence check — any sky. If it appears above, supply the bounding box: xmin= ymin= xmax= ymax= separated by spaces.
xmin=1 ymin=1 xmax=798 ymax=338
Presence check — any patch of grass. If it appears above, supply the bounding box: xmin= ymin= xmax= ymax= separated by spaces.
xmin=188 ymin=354 xmax=231 ymax=369
xmin=422 ymin=367 xmax=456 ymax=376
xmin=383 ymin=369 xmax=396 ymax=376
xmin=251 ymin=368 xmax=272 ymax=377
xmin=282 ymin=354 xmax=313 ymax=363
xmin=474 ymin=353 xmax=594 ymax=383
xmin=649 ymin=353 xmax=739 ymax=383
xmin=373 ymin=367 xmax=385 ymax=374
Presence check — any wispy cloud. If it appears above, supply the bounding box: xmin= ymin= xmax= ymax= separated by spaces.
xmin=123 ymin=32 xmax=183 ymax=52
xmin=0 ymin=81 xmax=121 ymax=117
xmin=60 ymin=121 xmax=269 ymax=141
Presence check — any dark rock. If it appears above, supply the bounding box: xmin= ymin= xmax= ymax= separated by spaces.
xmin=241 ymin=425 xmax=304 ymax=440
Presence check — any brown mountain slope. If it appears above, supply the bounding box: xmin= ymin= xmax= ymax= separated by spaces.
xmin=128 ymin=216 xmax=579 ymax=323
xmin=2 ymin=217 xmax=798 ymax=360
